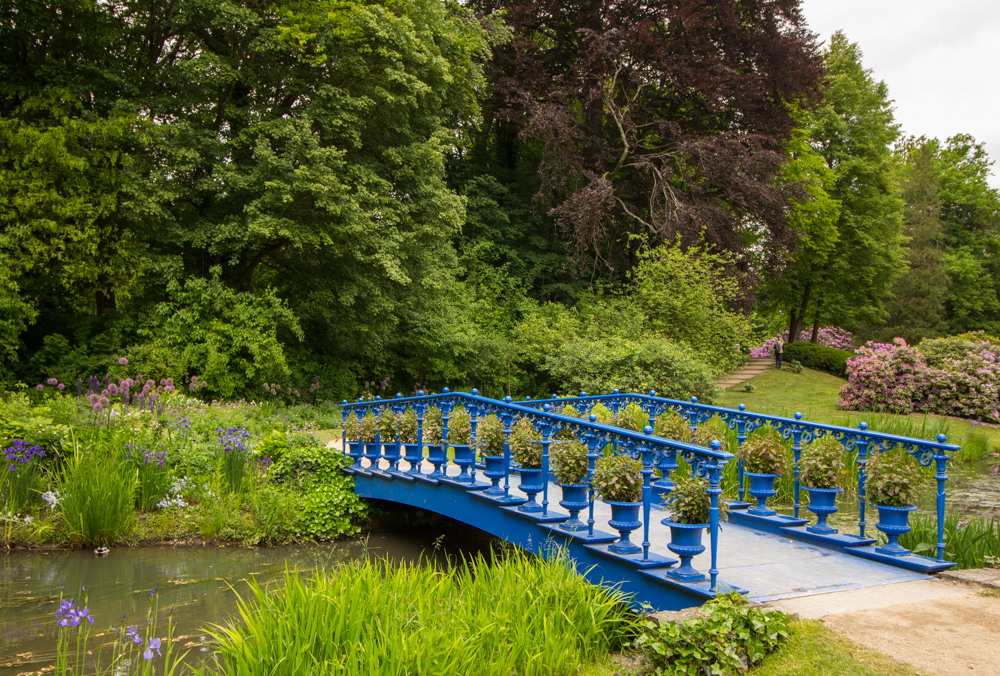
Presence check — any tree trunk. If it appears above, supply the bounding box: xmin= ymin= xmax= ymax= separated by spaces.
xmin=810 ymin=296 xmax=824 ymax=343
xmin=789 ymin=283 xmax=811 ymax=342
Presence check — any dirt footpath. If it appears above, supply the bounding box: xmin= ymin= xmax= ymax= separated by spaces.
xmin=768 ymin=577 xmax=1000 ymax=676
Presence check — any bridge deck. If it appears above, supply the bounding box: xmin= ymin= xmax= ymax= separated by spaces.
xmin=354 ymin=458 xmax=926 ymax=604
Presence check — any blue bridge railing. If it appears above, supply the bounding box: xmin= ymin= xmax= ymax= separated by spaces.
xmin=340 ymin=389 xmax=735 ymax=591
xmin=518 ymin=391 xmax=959 ymax=563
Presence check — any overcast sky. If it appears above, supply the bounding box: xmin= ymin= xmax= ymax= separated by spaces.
xmin=799 ymin=0 xmax=1000 ymax=189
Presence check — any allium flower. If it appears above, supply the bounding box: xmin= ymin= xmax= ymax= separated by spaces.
xmin=47 ymin=377 xmax=58 ymax=386
xmin=99 ymin=396 xmax=110 ymax=407
xmin=109 ymin=383 xmax=119 ymax=395
xmin=165 ymin=385 xmax=174 ymax=393
xmin=119 ymin=357 xmax=128 ymax=366
xmin=36 ymin=384 xmax=44 ymax=391
xmin=93 ymin=403 xmax=104 ymax=414
xmin=57 ymin=383 xmax=65 ymax=390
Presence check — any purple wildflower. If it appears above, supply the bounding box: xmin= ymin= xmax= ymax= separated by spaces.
xmin=47 ymin=377 xmax=58 ymax=386
xmin=143 ymin=637 xmax=161 ymax=660
xmin=36 ymin=384 xmax=44 ymax=391
xmin=57 ymin=383 xmax=65 ymax=390
xmin=119 ymin=357 xmax=128 ymax=366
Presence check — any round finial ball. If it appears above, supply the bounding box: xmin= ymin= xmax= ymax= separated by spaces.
xmin=504 ymin=396 xmax=512 ymax=403
xmin=375 ymin=395 xmax=381 ymax=401
xmin=396 ymin=392 xmax=402 ymax=398
xmin=443 ymin=387 xmax=450 ymax=393
xmin=580 ymin=391 xmax=587 ymax=397
xmin=525 ymin=396 xmax=531 ymax=401
xmin=543 ymin=404 xmax=552 ymax=412
xmin=357 ymin=397 xmax=364 ymax=402
xmin=551 ymin=393 xmax=557 ymax=399
xmin=710 ymin=440 xmax=721 ymax=450
xmin=644 ymin=425 xmax=653 ymax=435
xmin=589 ymin=414 xmax=597 ymax=423
xmin=613 ymin=389 xmax=620 ymax=394
xmin=859 ymin=422 xmax=868 ymax=430
xmin=937 ymin=433 xmax=948 ymax=443
xmin=739 ymin=403 xmax=746 ymax=411
xmin=472 ymin=388 xmax=478 ymax=395
xmin=418 ymin=390 xmax=425 ymax=396
xmin=341 ymin=400 xmax=348 ymax=405
xmin=649 ymin=390 xmax=656 ymax=397
xmin=794 ymin=412 xmax=802 ymax=420
xmin=691 ymin=396 xmax=698 ymax=403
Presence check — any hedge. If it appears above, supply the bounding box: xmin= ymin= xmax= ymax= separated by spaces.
xmin=783 ymin=342 xmax=852 ymax=377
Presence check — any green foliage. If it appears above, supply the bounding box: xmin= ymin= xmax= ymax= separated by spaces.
xmin=633 ymin=240 xmax=753 ymax=373
xmin=799 ymin=437 xmax=845 ymax=489
xmin=634 ymin=592 xmax=790 ymax=676
xmin=864 ymin=451 xmax=921 ymax=508
xmin=616 ymin=403 xmax=650 ymax=432
xmin=59 ymin=444 xmax=136 ymax=545
xmin=917 ymin=335 xmax=977 ymax=367
xmin=474 ymin=414 xmax=505 ymax=456
xmin=783 ymin=342 xmax=851 ymax=377
xmin=592 ymin=454 xmax=643 ymax=503
xmin=740 ymin=432 xmax=787 ymax=476
xmin=205 ymin=550 xmax=637 ymax=676
xmin=743 ymin=383 xmax=756 ymax=392
xmin=396 ymin=408 xmax=419 ymax=444
xmin=665 ymin=475 xmax=711 ymax=525
xmin=448 ymin=407 xmax=472 ymax=445
xmin=654 ymin=411 xmax=691 ymax=442
xmin=550 ymin=440 xmax=589 ymax=485
xmin=900 ymin=513 xmax=1000 ymax=570
xmin=508 ymin=418 xmax=542 ymax=468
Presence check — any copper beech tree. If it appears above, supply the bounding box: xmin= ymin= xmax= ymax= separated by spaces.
xmin=473 ymin=0 xmax=824 ymax=272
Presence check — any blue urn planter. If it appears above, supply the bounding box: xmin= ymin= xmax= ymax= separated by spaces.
xmin=806 ymin=487 xmax=843 ymax=535
xmin=558 ymin=484 xmax=589 ymax=531
xmin=745 ymin=472 xmax=781 ymax=516
xmin=402 ymin=443 xmax=423 ymax=474
xmin=607 ymin=501 xmax=642 ymax=555
xmin=363 ymin=442 xmax=380 ymax=468
xmin=518 ymin=468 xmax=545 ymax=512
xmin=383 ymin=442 xmax=401 ymax=471
xmin=875 ymin=504 xmax=918 ymax=556
xmin=482 ymin=455 xmax=507 ymax=495
xmin=451 ymin=444 xmax=475 ymax=482
xmin=663 ymin=520 xmax=707 ymax=582
xmin=426 ymin=445 xmax=447 ymax=478
xmin=347 ymin=441 xmax=363 ymax=469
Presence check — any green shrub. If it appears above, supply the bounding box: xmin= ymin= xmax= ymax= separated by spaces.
xmin=917 ymin=335 xmax=976 ymax=368
xmin=864 ymin=451 xmax=921 ymax=508
xmin=593 ymin=454 xmax=643 ymax=502
xmin=550 ymin=440 xmax=589 ymax=484
xmin=665 ymin=475 xmax=712 ymax=524
xmin=474 ymin=414 xmax=505 ymax=456
xmin=206 ymin=551 xmax=637 ymax=676
xmin=654 ymin=411 xmax=690 ymax=442
xmin=509 ymin=418 xmax=543 ymax=468
xmin=739 ymin=431 xmax=787 ymax=475
xmin=634 ymin=592 xmax=790 ymax=675
xmin=799 ymin=437 xmax=844 ymax=489
xmin=782 ymin=342 xmax=851 ymax=377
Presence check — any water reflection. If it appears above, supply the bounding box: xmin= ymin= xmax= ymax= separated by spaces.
xmin=1 ymin=525 xmax=497 ymax=674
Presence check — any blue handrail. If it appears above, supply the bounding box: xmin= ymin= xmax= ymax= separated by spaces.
xmin=521 ymin=390 xmax=960 ymax=562
xmin=340 ymin=389 xmax=734 ymax=590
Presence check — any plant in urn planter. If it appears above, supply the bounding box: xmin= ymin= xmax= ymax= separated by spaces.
xmin=344 ymin=415 xmax=363 ymax=469
xmin=592 ymin=454 xmax=644 ymax=554
xmin=799 ymin=437 xmax=845 ymax=535
xmin=448 ymin=407 xmax=475 ymax=482
xmin=396 ymin=409 xmax=422 ymax=474
xmin=663 ymin=475 xmax=714 ymax=581
xmin=739 ymin=431 xmax=787 ymax=516
xmin=422 ymin=407 xmax=446 ymax=478
xmin=865 ymin=451 xmax=922 ymax=556
xmin=475 ymin=414 xmax=507 ymax=495
xmin=509 ymin=418 xmax=544 ymax=512
xmin=550 ymin=440 xmax=590 ymax=531
xmin=375 ymin=409 xmax=400 ymax=471
xmin=358 ymin=413 xmax=379 ymax=469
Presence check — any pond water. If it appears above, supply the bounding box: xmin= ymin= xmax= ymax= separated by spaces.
xmin=0 ymin=525 xmax=497 ymax=675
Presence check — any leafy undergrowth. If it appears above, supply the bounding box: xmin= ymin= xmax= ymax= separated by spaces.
xmin=751 ymin=619 xmax=926 ymax=676
xmin=200 ymin=550 xmax=639 ymax=676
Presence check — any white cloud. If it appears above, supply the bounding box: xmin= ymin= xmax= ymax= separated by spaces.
xmin=800 ymin=0 xmax=1000 ymax=188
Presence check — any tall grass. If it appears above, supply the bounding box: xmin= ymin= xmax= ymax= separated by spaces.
xmin=899 ymin=513 xmax=1000 ymax=569
xmin=60 ymin=439 xmax=136 ymax=545
xmin=203 ymin=550 xmax=638 ymax=676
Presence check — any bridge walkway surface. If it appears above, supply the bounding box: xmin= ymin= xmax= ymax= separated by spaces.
xmin=352 ymin=457 xmax=926 ymax=605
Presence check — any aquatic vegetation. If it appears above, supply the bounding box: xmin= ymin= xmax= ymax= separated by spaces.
xmin=900 ymin=513 xmax=1000 ymax=569
xmin=204 ymin=550 xmax=638 ymax=676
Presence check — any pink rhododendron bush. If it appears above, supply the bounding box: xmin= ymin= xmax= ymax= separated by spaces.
xmin=751 ymin=327 xmax=853 ymax=358
xmin=839 ymin=337 xmax=1000 ymax=422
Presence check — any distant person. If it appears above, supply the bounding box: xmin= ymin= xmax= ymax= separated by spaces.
xmin=774 ymin=340 xmax=784 ymax=370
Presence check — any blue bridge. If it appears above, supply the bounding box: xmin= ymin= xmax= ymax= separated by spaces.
xmin=340 ymin=390 xmax=957 ymax=611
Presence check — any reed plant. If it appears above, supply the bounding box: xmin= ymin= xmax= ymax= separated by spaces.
xmin=900 ymin=512 xmax=1000 ymax=569
xmin=59 ymin=439 xmax=136 ymax=545
xmin=203 ymin=550 xmax=638 ymax=676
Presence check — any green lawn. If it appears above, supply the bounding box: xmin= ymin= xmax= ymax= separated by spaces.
xmin=718 ymin=366 xmax=1000 ymax=455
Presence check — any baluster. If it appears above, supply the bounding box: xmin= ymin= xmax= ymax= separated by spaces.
xmin=707 ymin=441 xmax=723 ymax=592
xmin=586 ymin=414 xmax=600 ymax=538
xmin=792 ymin=412 xmax=804 ymax=519
xmin=541 ymin=403 xmax=552 ymax=516
xmin=688 ymin=396 xmax=699 ymax=444
xmin=856 ymin=422 xmax=870 ymax=539
xmin=372 ymin=397 xmax=383 ymax=471
xmin=641 ymin=426 xmax=654 ymax=562
xmin=934 ymin=434 xmax=950 ymax=562
xmin=340 ymin=401 xmax=348 ymax=458
xmin=412 ymin=396 xmax=426 ymax=475
xmin=736 ymin=405 xmax=748 ymax=504
xmin=501 ymin=398 xmax=514 ymax=500
xmin=441 ymin=389 xmax=452 ymax=479
xmin=469 ymin=390 xmax=479 ymax=484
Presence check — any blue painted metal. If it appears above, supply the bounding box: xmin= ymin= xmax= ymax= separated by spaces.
xmin=520 ymin=391 xmax=960 ymax=565
xmin=805 ymin=487 xmax=843 ymax=535
xmin=342 ymin=389 xmax=736 ymax=594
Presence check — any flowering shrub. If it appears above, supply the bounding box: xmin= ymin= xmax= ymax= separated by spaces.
xmin=751 ymin=326 xmax=854 ymax=357
xmin=840 ymin=336 xmax=1000 ymax=422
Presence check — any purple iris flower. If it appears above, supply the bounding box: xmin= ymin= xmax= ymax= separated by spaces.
xmin=143 ymin=637 xmax=161 ymax=660
xmin=124 ymin=625 xmax=142 ymax=644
